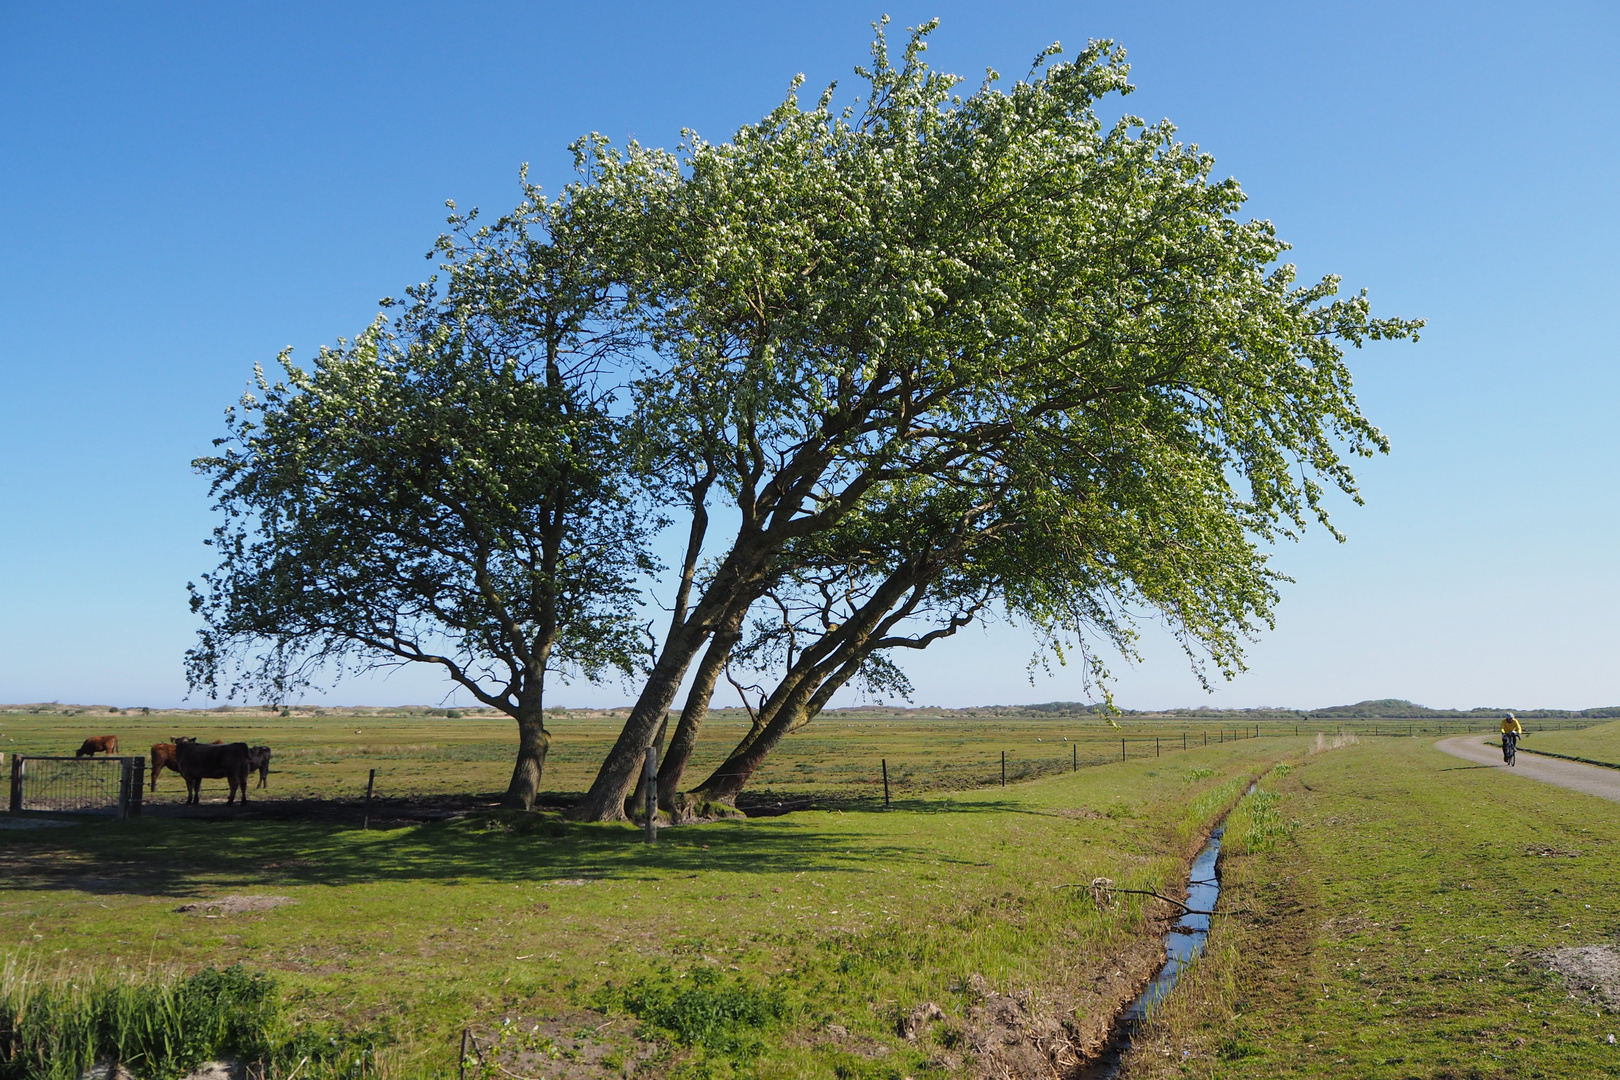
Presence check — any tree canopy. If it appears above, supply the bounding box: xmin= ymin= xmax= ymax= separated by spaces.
xmin=191 ymin=20 xmax=1418 ymax=820
xmin=187 ymin=202 xmax=652 ymax=809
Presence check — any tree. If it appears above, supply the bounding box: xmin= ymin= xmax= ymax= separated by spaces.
xmin=573 ymin=20 xmax=1418 ymax=820
xmin=187 ymin=202 xmax=651 ymax=809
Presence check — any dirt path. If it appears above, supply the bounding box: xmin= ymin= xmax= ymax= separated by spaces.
xmin=1435 ymin=735 xmax=1620 ymax=803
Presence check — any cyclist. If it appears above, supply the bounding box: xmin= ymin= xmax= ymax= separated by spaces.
xmin=1500 ymin=712 xmax=1524 ymax=766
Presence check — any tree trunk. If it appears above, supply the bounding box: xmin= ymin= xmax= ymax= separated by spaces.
xmin=692 ymin=641 xmax=872 ymax=806
xmin=569 ymin=620 xmax=710 ymax=820
xmin=502 ymin=703 xmax=551 ymax=810
xmin=572 ymin=551 xmax=770 ymax=822
xmin=628 ymin=716 xmax=669 ymax=819
xmin=657 ymin=610 xmax=745 ymax=810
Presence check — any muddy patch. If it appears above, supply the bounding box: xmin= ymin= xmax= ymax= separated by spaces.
xmin=174 ymin=895 xmax=295 ymax=916
xmin=1543 ymin=945 xmax=1620 ymax=1010
xmin=465 ymin=1015 xmax=662 ymax=1079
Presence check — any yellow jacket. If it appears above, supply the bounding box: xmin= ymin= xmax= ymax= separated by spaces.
xmin=1500 ymin=716 xmax=1523 ymax=735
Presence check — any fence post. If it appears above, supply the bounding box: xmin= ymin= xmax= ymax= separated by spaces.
xmin=1072 ymin=744 xmax=1077 ymax=772
xmin=1001 ymin=751 xmax=1006 ymax=787
xmin=1183 ymin=733 xmax=1187 ymax=751
xmin=1203 ymin=732 xmax=1207 ymax=747
xmin=128 ymin=758 xmax=144 ymax=817
xmin=882 ymin=759 xmax=890 ymax=808
xmin=8 ymin=755 xmax=21 ymax=813
xmin=363 ymin=768 xmax=376 ymax=830
xmin=644 ymin=747 xmax=658 ymax=843
xmin=1156 ymin=737 xmax=1160 ymax=758
xmin=1120 ymin=738 xmax=1126 ymax=762
xmin=116 ymin=758 xmax=132 ymax=820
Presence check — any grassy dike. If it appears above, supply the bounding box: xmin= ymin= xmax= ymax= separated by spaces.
xmin=1125 ymin=736 xmax=1620 ymax=1079
xmin=1 ymin=740 xmax=1293 ymax=1078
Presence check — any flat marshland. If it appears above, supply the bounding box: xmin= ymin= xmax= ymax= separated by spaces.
xmin=3 ymin=709 xmax=1611 ymax=1078
xmin=0 ymin=707 xmax=1299 ymax=1077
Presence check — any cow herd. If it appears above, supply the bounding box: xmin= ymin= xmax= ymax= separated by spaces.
xmin=73 ymin=734 xmax=272 ymax=805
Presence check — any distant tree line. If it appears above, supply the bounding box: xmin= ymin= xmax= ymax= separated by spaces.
xmin=186 ymin=21 xmax=1419 ymax=821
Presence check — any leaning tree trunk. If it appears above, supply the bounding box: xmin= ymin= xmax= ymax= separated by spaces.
xmin=628 ymin=717 xmax=668 ymax=819
xmin=657 ymin=610 xmax=746 ymax=811
xmin=572 ymin=557 xmax=769 ymax=821
xmin=502 ymin=702 xmax=551 ymax=810
xmin=691 ymin=641 xmax=872 ymax=805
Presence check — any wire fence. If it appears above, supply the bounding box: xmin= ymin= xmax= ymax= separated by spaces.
xmin=6 ymin=755 xmax=144 ymax=817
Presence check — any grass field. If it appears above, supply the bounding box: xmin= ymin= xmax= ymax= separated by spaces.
xmin=1516 ymin=719 xmax=1620 ymax=769
xmin=1123 ymin=733 xmax=1620 ymax=1078
xmin=1 ymin=707 xmax=1307 ymax=1078
xmin=8 ymin=709 xmax=1618 ymax=1078
xmin=0 ymin=705 xmax=1545 ymax=809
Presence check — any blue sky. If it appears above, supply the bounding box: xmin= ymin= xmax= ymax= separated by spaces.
xmin=2 ymin=2 xmax=1615 ymax=711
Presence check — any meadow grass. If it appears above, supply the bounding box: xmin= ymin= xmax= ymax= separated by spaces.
xmin=1125 ymin=736 xmax=1620 ymax=1078
xmin=0 ymin=711 xmax=1302 ymax=1077
xmin=0 ymin=708 xmax=1516 ymax=808
xmin=1516 ymin=717 xmax=1620 ymax=769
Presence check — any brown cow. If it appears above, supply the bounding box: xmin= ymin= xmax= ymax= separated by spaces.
xmin=172 ymin=737 xmax=251 ymax=805
xmin=75 ymin=735 xmax=118 ymax=757
xmin=150 ymin=742 xmax=177 ymax=790
xmin=245 ymin=746 xmax=272 ymax=789
xmin=150 ymin=739 xmax=223 ymax=791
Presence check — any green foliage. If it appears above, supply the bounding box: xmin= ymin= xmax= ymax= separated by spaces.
xmin=590 ymin=966 xmax=788 ymax=1062
xmin=1240 ymin=790 xmax=1288 ymax=852
xmin=0 ymin=963 xmax=384 ymax=1080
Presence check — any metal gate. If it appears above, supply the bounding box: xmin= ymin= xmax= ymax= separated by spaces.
xmin=6 ymin=755 xmax=144 ymax=818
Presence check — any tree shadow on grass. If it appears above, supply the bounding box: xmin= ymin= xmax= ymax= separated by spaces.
xmin=0 ymin=810 xmax=946 ymax=898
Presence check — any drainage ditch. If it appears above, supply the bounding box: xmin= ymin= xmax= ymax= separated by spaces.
xmin=1078 ymin=785 xmax=1253 ymax=1079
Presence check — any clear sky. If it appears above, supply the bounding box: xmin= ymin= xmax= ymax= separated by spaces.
xmin=2 ymin=2 xmax=1616 ymax=712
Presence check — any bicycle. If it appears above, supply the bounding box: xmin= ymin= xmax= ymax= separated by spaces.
xmin=1502 ymin=731 xmax=1519 ymax=766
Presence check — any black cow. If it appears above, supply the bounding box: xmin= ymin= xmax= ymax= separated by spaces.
xmin=245 ymin=746 xmax=272 ymax=789
xmin=172 ymin=737 xmax=252 ymax=805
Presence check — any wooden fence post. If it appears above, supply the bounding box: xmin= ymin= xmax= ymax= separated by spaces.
xmin=644 ymin=747 xmax=658 ymax=843
xmin=1072 ymin=744 xmax=1077 ymax=772
xmin=1120 ymin=738 xmax=1126 ymax=762
xmin=882 ymin=759 xmax=890 ymax=807
xmin=363 ymin=768 xmax=376 ymax=830
xmin=1001 ymin=751 xmax=1006 ymax=787
xmin=8 ymin=755 xmax=21 ymax=813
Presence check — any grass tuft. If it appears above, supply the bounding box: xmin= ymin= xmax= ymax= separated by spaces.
xmin=591 ymin=965 xmax=788 ymax=1065
xmin=0 ymin=959 xmax=387 ymax=1079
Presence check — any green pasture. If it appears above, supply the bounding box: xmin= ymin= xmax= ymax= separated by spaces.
xmin=0 ymin=706 xmax=1546 ymax=809
xmin=1128 ymin=734 xmax=1620 ymax=1078
xmin=0 ymin=709 xmax=1303 ymax=1078
xmin=0 ymin=707 xmax=1304 ymax=807
xmin=1517 ymin=718 xmax=1620 ymax=769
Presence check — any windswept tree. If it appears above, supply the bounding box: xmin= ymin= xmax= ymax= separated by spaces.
xmin=187 ymin=202 xmax=652 ymax=809
xmin=571 ymin=20 xmax=1418 ymax=820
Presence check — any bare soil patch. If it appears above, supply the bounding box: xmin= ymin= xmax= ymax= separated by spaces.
xmin=174 ymin=895 xmax=295 ymax=916
xmin=1542 ymin=945 xmax=1620 ymax=1010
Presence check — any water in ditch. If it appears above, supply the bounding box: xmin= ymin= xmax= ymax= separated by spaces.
xmin=1077 ymin=812 xmax=1233 ymax=1079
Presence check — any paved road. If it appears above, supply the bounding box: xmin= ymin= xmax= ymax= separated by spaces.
xmin=1435 ymin=735 xmax=1620 ymax=804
